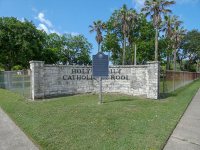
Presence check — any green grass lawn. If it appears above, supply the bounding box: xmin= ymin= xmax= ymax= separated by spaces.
xmin=0 ymin=80 xmax=200 ymax=150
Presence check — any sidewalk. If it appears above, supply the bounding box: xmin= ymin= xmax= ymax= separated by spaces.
xmin=164 ymin=88 xmax=200 ymax=150
xmin=0 ymin=108 xmax=39 ymax=150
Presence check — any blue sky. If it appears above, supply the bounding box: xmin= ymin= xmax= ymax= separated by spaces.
xmin=0 ymin=0 xmax=200 ymax=55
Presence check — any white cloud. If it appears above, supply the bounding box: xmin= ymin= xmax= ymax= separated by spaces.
xmin=36 ymin=12 xmax=53 ymax=28
xmin=35 ymin=11 xmax=78 ymax=36
xmin=35 ymin=11 xmax=61 ymax=35
xmin=37 ymin=23 xmax=49 ymax=33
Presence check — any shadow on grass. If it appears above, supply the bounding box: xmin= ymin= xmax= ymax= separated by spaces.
xmin=159 ymin=92 xmax=178 ymax=99
xmin=104 ymin=97 xmax=141 ymax=104
xmin=32 ymin=93 xmax=92 ymax=101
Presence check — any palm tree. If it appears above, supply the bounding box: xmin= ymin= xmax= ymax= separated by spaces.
xmin=117 ymin=4 xmax=129 ymax=65
xmin=89 ymin=20 xmax=106 ymax=52
xmin=163 ymin=15 xmax=185 ymax=71
xmin=163 ymin=15 xmax=179 ymax=39
xmin=127 ymin=10 xmax=138 ymax=65
xmin=89 ymin=20 xmax=106 ymax=104
xmin=163 ymin=15 xmax=181 ymax=70
xmin=172 ymin=25 xmax=186 ymax=71
xmin=115 ymin=5 xmax=138 ymax=65
xmin=142 ymin=0 xmax=175 ymax=61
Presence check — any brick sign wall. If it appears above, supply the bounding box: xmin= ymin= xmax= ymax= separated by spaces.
xmin=30 ymin=61 xmax=160 ymax=100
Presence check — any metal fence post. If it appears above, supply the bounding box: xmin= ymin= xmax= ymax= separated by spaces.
xmin=7 ymin=71 xmax=11 ymax=89
xmin=173 ymin=71 xmax=175 ymax=91
xmin=22 ymin=70 xmax=25 ymax=96
xmin=163 ymin=70 xmax=165 ymax=93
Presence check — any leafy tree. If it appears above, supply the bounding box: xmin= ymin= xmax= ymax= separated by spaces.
xmin=0 ymin=17 xmax=45 ymax=70
xmin=42 ymin=33 xmax=62 ymax=64
xmin=102 ymin=12 xmax=155 ymax=65
xmin=181 ymin=30 xmax=200 ymax=71
xmin=102 ymin=32 xmax=121 ymax=65
xmin=59 ymin=34 xmax=92 ymax=65
xmin=0 ymin=17 xmax=92 ymax=70
xmin=133 ymin=14 xmax=155 ymax=63
xmin=142 ymin=0 xmax=175 ymax=61
xmin=102 ymin=9 xmax=125 ymax=65
xmin=112 ymin=5 xmax=138 ymax=65
xmin=72 ymin=35 xmax=92 ymax=65
xmin=42 ymin=33 xmax=92 ymax=65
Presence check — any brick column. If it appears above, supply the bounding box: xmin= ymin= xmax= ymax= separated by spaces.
xmin=146 ymin=61 xmax=160 ymax=99
xmin=30 ymin=61 xmax=45 ymax=100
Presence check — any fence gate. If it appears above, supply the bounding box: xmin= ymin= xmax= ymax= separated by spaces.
xmin=0 ymin=70 xmax=31 ymax=98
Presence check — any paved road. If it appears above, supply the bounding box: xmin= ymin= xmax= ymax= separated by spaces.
xmin=0 ymin=108 xmax=39 ymax=150
xmin=164 ymin=88 xmax=200 ymax=150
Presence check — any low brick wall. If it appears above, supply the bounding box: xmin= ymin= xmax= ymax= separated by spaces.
xmin=30 ymin=61 xmax=160 ymax=100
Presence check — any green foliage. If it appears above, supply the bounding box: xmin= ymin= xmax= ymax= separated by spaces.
xmin=0 ymin=64 xmax=4 ymax=71
xmin=180 ymin=30 xmax=200 ymax=71
xmin=0 ymin=17 xmax=45 ymax=70
xmin=42 ymin=33 xmax=92 ymax=65
xmin=133 ymin=14 xmax=155 ymax=62
xmin=102 ymin=11 xmax=155 ymax=65
xmin=141 ymin=0 xmax=175 ymax=61
xmin=102 ymin=32 xmax=122 ymax=65
xmin=0 ymin=17 xmax=92 ymax=70
xmin=181 ymin=30 xmax=200 ymax=61
xmin=12 ymin=65 xmax=23 ymax=70
xmin=42 ymin=33 xmax=62 ymax=64
xmin=59 ymin=34 xmax=92 ymax=65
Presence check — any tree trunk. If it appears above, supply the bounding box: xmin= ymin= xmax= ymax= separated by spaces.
xmin=122 ymin=36 xmax=126 ymax=65
xmin=173 ymin=48 xmax=177 ymax=71
xmin=131 ymin=44 xmax=134 ymax=65
xmin=166 ymin=54 xmax=170 ymax=70
xmin=155 ymin=28 xmax=158 ymax=61
xmin=196 ymin=60 xmax=199 ymax=72
xmin=134 ymin=44 xmax=137 ymax=65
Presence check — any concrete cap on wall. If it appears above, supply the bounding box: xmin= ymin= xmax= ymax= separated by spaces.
xmin=146 ymin=61 xmax=160 ymax=64
xmin=29 ymin=61 xmax=45 ymax=64
xmin=29 ymin=61 xmax=45 ymax=68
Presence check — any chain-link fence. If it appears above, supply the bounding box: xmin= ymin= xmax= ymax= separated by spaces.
xmin=0 ymin=70 xmax=31 ymax=98
xmin=160 ymin=70 xmax=200 ymax=94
